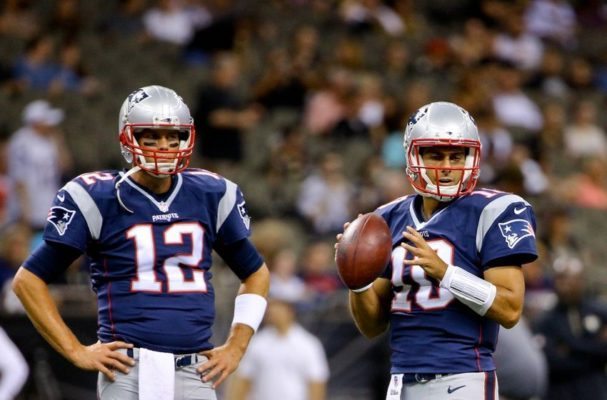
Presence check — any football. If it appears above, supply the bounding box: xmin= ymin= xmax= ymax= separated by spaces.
xmin=335 ymin=213 xmax=392 ymax=290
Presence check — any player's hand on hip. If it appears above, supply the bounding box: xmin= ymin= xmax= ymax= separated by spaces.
xmin=71 ymin=340 xmax=134 ymax=381
xmin=401 ymin=226 xmax=448 ymax=280
xmin=199 ymin=343 xmax=245 ymax=389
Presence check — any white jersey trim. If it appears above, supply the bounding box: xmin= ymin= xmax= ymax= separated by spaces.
xmin=121 ymin=173 xmax=183 ymax=213
xmin=63 ymin=181 xmax=103 ymax=240
xmin=475 ymin=194 xmax=529 ymax=252
xmin=217 ymin=179 xmax=237 ymax=233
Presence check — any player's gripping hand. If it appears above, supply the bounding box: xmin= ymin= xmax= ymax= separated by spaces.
xmin=333 ymin=214 xmax=361 ymax=253
xmin=198 ymin=337 xmax=247 ymax=389
xmin=401 ymin=226 xmax=448 ymax=280
xmin=71 ymin=340 xmax=135 ymax=381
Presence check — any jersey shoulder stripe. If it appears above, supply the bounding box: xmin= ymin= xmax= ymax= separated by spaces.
xmin=475 ymin=193 xmax=529 ymax=252
xmin=62 ymin=181 xmax=103 ymax=240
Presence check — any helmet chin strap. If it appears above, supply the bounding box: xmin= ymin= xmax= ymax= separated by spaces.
xmin=115 ymin=166 xmax=141 ymax=213
xmin=422 ymin=182 xmax=460 ymax=202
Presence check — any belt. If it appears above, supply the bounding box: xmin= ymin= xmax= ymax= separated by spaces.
xmin=126 ymin=348 xmax=201 ymax=369
xmin=402 ymin=373 xmax=452 ymax=384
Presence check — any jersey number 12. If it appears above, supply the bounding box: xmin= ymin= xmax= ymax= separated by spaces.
xmin=127 ymin=222 xmax=207 ymax=293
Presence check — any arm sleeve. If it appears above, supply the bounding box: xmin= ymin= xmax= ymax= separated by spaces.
xmin=23 ymin=240 xmax=82 ymax=283
xmin=214 ymin=238 xmax=263 ymax=280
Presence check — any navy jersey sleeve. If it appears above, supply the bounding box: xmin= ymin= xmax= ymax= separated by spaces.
xmin=23 ymin=241 xmax=82 ymax=282
xmin=43 ymin=182 xmax=94 ymax=252
xmin=215 ymin=180 xmax=251 ymax=245
xmin=214 ymin=238 xmax=263 ymax=280
xmin=479 ymin=197 xmax=538 ymax=268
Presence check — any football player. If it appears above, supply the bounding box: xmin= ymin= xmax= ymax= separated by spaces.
xmin=340 ymin=102 xmax=538 ymax=400
xmin=12 ymin=85 xmax=270 ymax=400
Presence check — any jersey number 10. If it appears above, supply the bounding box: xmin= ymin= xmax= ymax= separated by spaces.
xmin=391 ymin=239 xmax=455 ymax=311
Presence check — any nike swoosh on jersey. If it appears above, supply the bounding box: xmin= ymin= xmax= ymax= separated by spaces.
xmin=57 ymin=193 xmax=65 ymax=202
xmin=514 ymin=206 xmax=527 ymax=214
xmin=447 ymin=385 xmax=466 ymax=394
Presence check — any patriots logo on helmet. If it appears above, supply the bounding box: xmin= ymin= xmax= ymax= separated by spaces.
xmin=407 ymin=107 xmax=428 ymax=126
xmin=237 ymin=201 xmax=250 ymax=229
xmin=47 ymin=206 xmax=76 ymax=236
xmin=498 ymin=219 xmax=535 ymax=249
xmin=127 ymin=89 xmax=149 ymax=112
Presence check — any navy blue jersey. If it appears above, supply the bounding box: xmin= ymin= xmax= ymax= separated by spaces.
xmin=376 ymin=189 xmax=537 ymax=374
xmin=36 ymin=169 xmax=255 ymax=353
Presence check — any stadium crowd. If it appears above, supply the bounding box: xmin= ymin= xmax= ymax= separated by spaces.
xmin=0 ymin=0 xmax=606 ymax=399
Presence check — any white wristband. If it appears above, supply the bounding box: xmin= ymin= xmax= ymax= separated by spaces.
xmin=232 ymin=294 xmax=268 ymax=332
xmin=351 ymin=282 xmax=374 ymax=293
xmin=440 ymin=265 xmax=496 ymax=316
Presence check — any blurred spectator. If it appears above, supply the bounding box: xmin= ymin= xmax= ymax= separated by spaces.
xmin=526 ymin=46 xmax=569 ymax=100
xmin=0 ymin=0 xmax=40 ymax=40
xmin=55 ymin=38 xmax=101 ymax=97
xmin=194 ymin=52 xmax=262 ymax=169
xmin=142 ymin=0 xmax=210 ymax=46
xmin=269 ymin=248 xmax=308 ymax=304
xmin=6 ymin=100 xmax=72 ymax=234
xmin=330 ymin=86 xmax=371 ymax=141
xmin=535 ymin=255 xmax=607 ymax=400
xmin=494 ymin=316 xmax=548 ymax=400
xmin=524 ymin=0 xmax=576 ymax=48
xmin=11 ymin=34 xmax=60 ymax=94
xmin=249 ymin=218 xmax=300 ymax=269
xmin=299 ymin=241 xmax=342 ymax=300
xmin=539 ymin=206 xmax=582 ymax=262
xmin=339 ymin=0 xmax=405 ymax=36
xmin=476 ymin=106 xmax=513 ymax=184
xmin=510 ymin=144 xmax=549 ymax=196
xmin=249 ymin=124 xmax=307 ymax=218
xmin=523 ymin=242 xmax=557 ymax=321
xmin=449 ymin=18 xmax=491 ymax=67
xmin=537 ymin=101 xmax=567 ymax=175
xmin=0 ymin=223 xmax=32 ymax=300
xmin=99 ymin=0 xmax=146 ymax=38
xmin=565 ymin=56 xmax=596 ymax=96
xmin=0 ymin=128 xmax=10 ymax=225
xmin=0 ymin=326 xmax=29 ymax=400
xmin=492 ymin=7 xmax=544 ymax=71
xmin=252 ymin=47 xmax=308 ymax=111
xmin=563 ymin=100 xmax=607 ymax=160
xmin=491 ymin=62 xmax=543 ymax=136
xmin=380 ymin=40 xmax=411 ymax=95
xmin=47 ymin=0 xmax=82 ymax=37
xmin=184 ymin=0 xmax=238 ymax=63
xmin=227 ymin=292 xmax=329 ymax=400
xmin=563 ymin=156 xmax=607 ymax=210
xmin=296 ymin=152 xmax=355 ymax=236
xmin=303 ymin=68 xmax=351 ymax=136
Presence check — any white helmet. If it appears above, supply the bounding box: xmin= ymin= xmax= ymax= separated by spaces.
xmin=403 ymin=101 xmax=481 ymax=201
xmin=118 ymin=85 xmax=195 ymax=175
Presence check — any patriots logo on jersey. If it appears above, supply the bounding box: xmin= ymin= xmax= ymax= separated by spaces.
xmin=498 ymin=219 xmax=535 ymax=249
xmin=47 ymin=206 xmax=76 ymax=236
xmin=237 ymin=201 xmax=250 ymax=229
xmin=127 ymin=89 xmax=149 ymax=112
